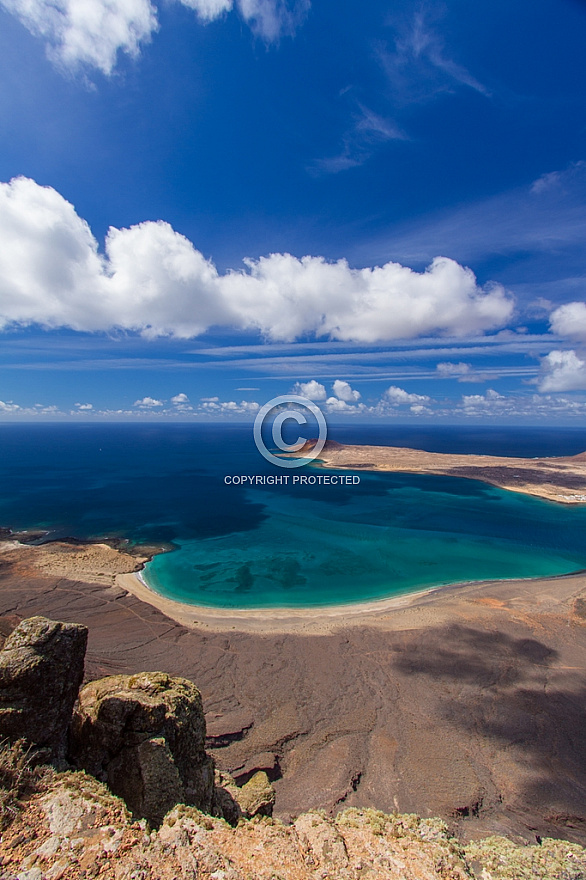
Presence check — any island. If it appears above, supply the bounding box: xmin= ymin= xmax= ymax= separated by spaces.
xmin=296 ymin=439 xmax=586 ymax=503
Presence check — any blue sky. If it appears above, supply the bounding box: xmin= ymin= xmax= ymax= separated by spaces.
xmin=1 ymin=0 xmax=586 ymax=422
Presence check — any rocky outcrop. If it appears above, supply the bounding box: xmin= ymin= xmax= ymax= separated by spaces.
xmin=0 ymin=615 xmax=274 ymax=827
xmin=3 ymin=613 xmax=584 ymax=880
xmin=0 ymin=611 xmax=584 ymax=878
xmin=1 ymin=765 xmax=585 ymax=880
xmin=235 ymin=770 xmax=276 ymax=817
xmin=214 ymin=768 xmax=276 ymax=822
xmin=0 ymin=616 xmax=87 ymax=761
xmin=69 ymin=671 xmax=215 ymax=825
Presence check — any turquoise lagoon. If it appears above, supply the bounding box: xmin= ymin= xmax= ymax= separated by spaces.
xmin=0 ymin=423 xmax=585 ymax=609
xmin=145 ymin=471 xmax=586 ymax=608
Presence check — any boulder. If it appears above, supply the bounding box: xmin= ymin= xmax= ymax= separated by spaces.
xmin=236 ymin=770 xmax=276 ymax=818
xmin=0 ymin=616 xmax=87 ymax=761
xmin=213 ymin=769 xmax=275 ymax=821
xmin=69 ymin=671 xmax=214 ymax=824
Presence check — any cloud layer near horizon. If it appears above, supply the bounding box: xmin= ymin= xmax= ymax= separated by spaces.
xmin=0 ymin=177 xmax=515 ymax=343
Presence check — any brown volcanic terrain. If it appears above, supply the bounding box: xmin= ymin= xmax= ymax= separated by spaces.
xmin=1 ymin=538 xmax=586 ymax=846
xmin=297 ymin=440 xmax=586 ymax=503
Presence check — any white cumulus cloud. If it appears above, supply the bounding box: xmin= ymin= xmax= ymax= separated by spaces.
xmin=435 ymin=361 xmax=496 ymax=383
xmin=291 ymin=380 xmax=327 ymax=400
xmin=200 ymin=398 xmax=260 ymax=413
xmin=324 ymin=397 xmax=363 ymax=414
xmin=179 ymin=0 xmax=232 ymax=21
xmin=230 ymin=251 xmax=512 ymax=342
xmin=538 ymin=350 xmax=586 ymax=392
xmin=550 ymin=302 xmax=586 ymax=342
xmin=332 ymin=379 xmax=360 ymax=402
xmin=170 ymin=392 xmax=192 ymax=411
xmin=134 ymin=396 xmax=164 ymax=407
xmin=384 ymin=385 xmax=431 ymax=406
xmin=0 ymin=178 xmax=514 ymax=343
xmin=461 ymin=389 xmax=504 ymax=409
xmin=0 ymin=0 xmax=159 ymax=75
xmin=0 ymin=400 xmax=21 ymax=413
xmin=0 ymin=0 xmax=305 ymax=74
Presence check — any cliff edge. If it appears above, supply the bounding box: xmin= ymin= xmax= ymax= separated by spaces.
xmin=0 ymin=616 xmax=585 ymax=879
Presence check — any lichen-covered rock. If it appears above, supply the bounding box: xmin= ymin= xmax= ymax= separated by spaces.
xmin=108 ymin=736 xmax=185 ymax=827
xmin=6 ymin=769 xmax=581 ymax=880
xmin=69 ymin=671 xmax=214 ymax=823
xmin=213 ymin=768 xmax=275 ymax=822
xmin=235 ymin=770 xmax=275 ymax=818
xmin=0 ymin=616 xmax=87 ymax=760
xmin=464 ymin=834 xmax=586 ymax=880
xmin=294 ymin=811 xmax=352 ymax=876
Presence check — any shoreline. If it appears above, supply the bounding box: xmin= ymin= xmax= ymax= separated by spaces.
xmin=3 ymin=529 xmax=586 ymax=633
xmin=119 ymin=566 xmax=586 ymax=633
xmin=120 ymin=567 xmax=448 ymax=632
xmin=314 ymin=460 xmax=586 ymax=506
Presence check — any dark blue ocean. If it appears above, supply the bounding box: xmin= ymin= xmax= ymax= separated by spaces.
xmin=1 ymin=423 xmax=585 ymax=607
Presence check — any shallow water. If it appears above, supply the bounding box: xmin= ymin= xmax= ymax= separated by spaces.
xmin=146 ymin=469 xmax=586 ymax=607
xmin=1 ymin=423 xmax=585 ymax=608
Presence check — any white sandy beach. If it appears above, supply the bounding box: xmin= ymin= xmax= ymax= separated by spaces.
xmin=117 ymin=565 xmax=586 ymax=634
xmin=3 ymin=535 xmax=585 ymax=634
